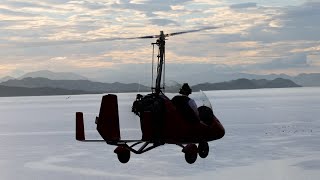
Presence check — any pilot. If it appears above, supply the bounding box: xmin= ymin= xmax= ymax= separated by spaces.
xmin=171 ymin=83 xmax=199 ymax=123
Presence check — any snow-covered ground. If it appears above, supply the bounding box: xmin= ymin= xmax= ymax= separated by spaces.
xmin=1 ymin=87 xmax=320 ymax=180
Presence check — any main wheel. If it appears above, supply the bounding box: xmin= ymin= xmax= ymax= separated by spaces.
xmin=198 ymin=142 xmax=209 ymax=158
xmin=114 ymin=146 xmax=130 ymax=163
xmin=183 ymin=144 xmax=198 ymax=164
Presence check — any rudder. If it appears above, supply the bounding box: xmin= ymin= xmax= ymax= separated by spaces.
xmin=96 ymin=94 xmax=121 ymax=142
xmin=76 ymin=112 xmax=85 ymax=141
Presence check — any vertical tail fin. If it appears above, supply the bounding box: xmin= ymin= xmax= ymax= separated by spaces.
xmin=76 ymin=112 xmax=85 ymax=141
xmin=97 ymin=94 xmax=121 ymax=142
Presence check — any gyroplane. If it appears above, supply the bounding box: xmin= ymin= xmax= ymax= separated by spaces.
xmin=75 ymin=27 xmax=225 ymax=164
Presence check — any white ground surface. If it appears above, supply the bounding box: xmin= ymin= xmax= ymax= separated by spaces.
xmin=1 ymin=87 xmax=320 ymax=180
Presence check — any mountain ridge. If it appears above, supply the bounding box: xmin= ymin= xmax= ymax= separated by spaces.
xmin=0 ymin=85 xmax=93 ymax=97
xmin=1 ymin=77 xmax=150 ymax=93
xmin=18 ymin=70 xmax=88 ymax=81
xmin=0 ymin=77 xmax=301 ymax=97
xmin=0 ymin=76 xmax=14 ymax=83
xmin=192 ymin=78 xmax=301 ymax=91
xmin=2 ymin=70 xmax=320 ymax=87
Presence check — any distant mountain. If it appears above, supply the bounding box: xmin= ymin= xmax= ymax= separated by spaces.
xmin=221 ymin=73 xmax=320 ymax=87
xmin=18 ymin=70 xmax=88 ymax=80
xmin=170 ymin=71 xmax=320 ymax=87
xmin=1 ymin=77 xmax=150 ymax=93
xmin=6 ymin=69 xmax=320 ymax=87
xmin=0 ymin=77 xmax=303 ymax=97
xmin=233 ymin=73 xmax=320 ymax=87
xmin=292 ymin=73 xmax=320 ymax=87
xmin=0 ymin=85 xmax=92 ymax=97
xmin=0 ymin=76 xmax=14 ymax=83
xmin=192 ymin=78 xmax=301 ymax=91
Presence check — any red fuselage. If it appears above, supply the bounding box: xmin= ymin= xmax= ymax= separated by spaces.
xmin=139 ymin=95 xmax=225 ymax=143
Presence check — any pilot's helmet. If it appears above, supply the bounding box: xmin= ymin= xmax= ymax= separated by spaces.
xmin=179 ymin=83 xmax=192 ymax=95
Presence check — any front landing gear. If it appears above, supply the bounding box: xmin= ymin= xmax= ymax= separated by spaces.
xmin=198 ymin=142 xmax=209 ymax=158
xmin=114 ymin=146 xmax=130 ymax=163
xmin=182 ymin=144 xmax=198 ymax=164
xmin=181 ymin=142 xmax=210 ymax=164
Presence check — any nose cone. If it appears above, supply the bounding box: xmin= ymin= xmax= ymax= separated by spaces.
xmin=211 ymin=117 xmax=225 ymax=140
xmin=217 ymin=122 xmax=225 ymax=139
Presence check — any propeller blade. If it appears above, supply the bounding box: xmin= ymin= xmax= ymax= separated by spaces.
xmin=167 ymin=26 xmax=219 ymax=37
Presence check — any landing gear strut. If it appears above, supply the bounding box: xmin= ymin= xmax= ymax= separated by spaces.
xmin=113 ymin=142 xmax=210 ymax=164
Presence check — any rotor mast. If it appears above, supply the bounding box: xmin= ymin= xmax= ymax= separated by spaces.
xmin=153 ymin=31 xmax=166 ymax=95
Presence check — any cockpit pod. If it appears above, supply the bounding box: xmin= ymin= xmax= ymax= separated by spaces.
xmin=132 ymin=91 xmax=225 ymax=143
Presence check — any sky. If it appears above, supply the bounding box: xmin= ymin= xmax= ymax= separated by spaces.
xmin=1 ymin=0 xmax=320 ymax=83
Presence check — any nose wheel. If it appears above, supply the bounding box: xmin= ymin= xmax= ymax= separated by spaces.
xmin=182 ymin=142 xmax=209 ymax=164
xmin=114 ymin=146 xmax=131 ymax=163
xmin=182 ymin=144 xmax=198 ymax=164
xmin=198 ymin=142 xmax=209 ymax=158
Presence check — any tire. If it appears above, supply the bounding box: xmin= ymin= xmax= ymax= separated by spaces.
xmin=183 ymin=144 xmax=198 ymax=164
xmin=115 ymin=146 xmax=130 ymax=163
xmin=198 ymin=142 xmax=209 ymax=158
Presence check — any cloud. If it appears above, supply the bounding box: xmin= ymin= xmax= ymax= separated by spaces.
xmin=129 ymin=0 xmax=149 ymax=4
xmin=230 ymin=3 xmax=257 ymax=9
xmin=50 ymin=56 xmax=67 ymax=61
xmin=3 ymin=1 xmax=52 ymax=9
xmin=1 ymin=0 xmax=320 ymax=80
xmin=0 ymin=8 xmax=37 ymax=17
xmin=242 ymin=2 xmax=320 ymax=42
xmin=150 ymin=18 xmax=180 ymax=26
xmin=170 ymin=5 xmax=185 ymax=11
xmin=291 ymin=44 xmax=320 ymax=54
xmin=202 ymin=1 xmax=319 ymax=46
xmin=256 ymin=54 xmax=310 ymax=70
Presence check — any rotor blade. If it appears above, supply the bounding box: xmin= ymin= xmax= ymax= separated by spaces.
xmin=86 ymin=34 xmax=160 ymax=42
xmin=136 ymin=35 xmax=160 ymax=39
xmin=14 ymin=27 xmax=217 ymax=48
xmin=17 ymin=35 xmax=160 ymax=48
xmin=64 ymin=34 xmax=160 ymax=44
xmin=167 ymin=26 xmax=219 ymax=37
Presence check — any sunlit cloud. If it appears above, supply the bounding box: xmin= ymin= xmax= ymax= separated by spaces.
xmin=291 ymin=44 xmax=320 ymax=54
xmin=170 ymin=5 xmax=185 ymax=11
xmin=0 ymin=64 xmax=17 ymax=77
xmin=0 ymin=0 xmax=319 ymax=80
xmin=129 ymin=0 xmax=149 ymax=4
xmin=191 ymin=0 xmax=222 ymax=5
xmin=50 ymin=56 xmax=67 ymax=61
